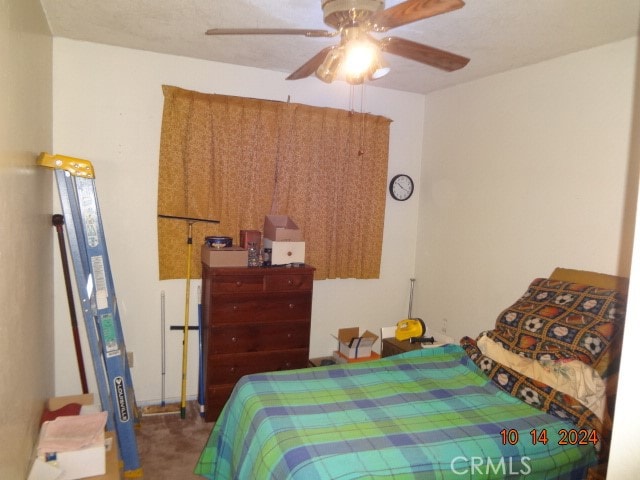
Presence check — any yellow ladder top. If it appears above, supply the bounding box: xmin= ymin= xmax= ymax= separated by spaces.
xmin=38 ymin=152 xmax=95 ymax=179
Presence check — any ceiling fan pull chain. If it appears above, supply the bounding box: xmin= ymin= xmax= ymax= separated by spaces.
xmin=358 ymin=84 xmax=366 ymax=156
xmin=349 ymin=84 xmax=355 ymax=113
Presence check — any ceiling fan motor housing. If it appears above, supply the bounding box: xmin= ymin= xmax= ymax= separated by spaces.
xmin=322 ymin=0 xmax=385 ymax=29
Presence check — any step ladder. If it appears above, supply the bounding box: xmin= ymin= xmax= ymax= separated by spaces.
xmin=38 ymin=153 xmax=142 ymax=478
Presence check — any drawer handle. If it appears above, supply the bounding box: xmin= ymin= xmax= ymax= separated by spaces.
xmin=287 ymin=333 xmax=292 ymax=339
xmin=232 ymin=305 xmax=238 ymax=311
xmin=230 ymin=367 xmax=236 ymax=373
xmin=235 ymin=281 xmax=242 ymax=287
xmin=288 ymin=303 xmax=295 ymax=309
xmin=287 ymin=279 xmax=294 ymax=285
xmin=231 ymin=337 xmax=238 ymax=343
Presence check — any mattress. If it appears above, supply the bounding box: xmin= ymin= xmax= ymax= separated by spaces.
xmin=195 ymin=345 xmax=597 ymax=479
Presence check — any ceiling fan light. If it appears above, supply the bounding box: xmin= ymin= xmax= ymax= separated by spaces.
xmin=316 ymin=47 xmax=343 ymax=83
xmin=343 ymin=40 xmax=377 ymax=78
xmin=370 ymin=53 xmax=390 ymax=80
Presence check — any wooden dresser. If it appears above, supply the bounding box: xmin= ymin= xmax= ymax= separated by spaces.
xmin=201 ymin=264 xmax=315 ymax=421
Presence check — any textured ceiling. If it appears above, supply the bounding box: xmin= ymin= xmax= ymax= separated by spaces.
xmin=40 ymin=0 xmax=640 ymax=95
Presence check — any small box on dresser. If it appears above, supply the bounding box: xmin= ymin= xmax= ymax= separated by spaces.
xmin=201 ymin=245 xmax=248 ymax=267
xmin=263 ymin=238 xmax=305 ymax=265
xmin=201 ymin=264 xmax=315 ymax=421
xmin=263 ymin=215 xmax=303 ymax=241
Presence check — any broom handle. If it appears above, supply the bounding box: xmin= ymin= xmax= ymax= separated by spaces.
xmin=53 ymin=214 xmax=89 ymax=394
xmin=180 ymin=222 xmax=194 ymax=419
xmin=158 ymin=214 xmax=218 ymax=419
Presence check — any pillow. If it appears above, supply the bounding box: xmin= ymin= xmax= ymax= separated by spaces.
xmin=485 ymin=277 xmax=626 ymax=378
xmin=477 ymin=335 xmax=606 ymax=420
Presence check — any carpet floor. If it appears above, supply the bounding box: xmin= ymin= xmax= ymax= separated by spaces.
xmin=135 ymin=401 xmax=213 ymax=479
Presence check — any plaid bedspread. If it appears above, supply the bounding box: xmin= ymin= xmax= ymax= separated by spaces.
xmin=195 ymin=345 xmax=596 ymax=479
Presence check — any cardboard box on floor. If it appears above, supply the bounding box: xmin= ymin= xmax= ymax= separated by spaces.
xmin=86 ymin=431 xmax=120 ymax=480
xmin=332 ymin=350 xmax=380 ymax=364
xmin=39 ymin=429 xmax=106 ymax=480
xmin=47 ymin=393 xmax=95 ymax=411
xmin=29 ymin=394 xmax=121 ymax=480
xmin=335 ymin=327 xmax=379 ymax=359
xmin=30 ymin=432 xmax=119 ymax=480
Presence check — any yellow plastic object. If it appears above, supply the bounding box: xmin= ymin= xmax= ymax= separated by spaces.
xmin=395 ymin=318 xmax=425 ymax=341
xmin=37 ymin=152 xmax=95 ymax=178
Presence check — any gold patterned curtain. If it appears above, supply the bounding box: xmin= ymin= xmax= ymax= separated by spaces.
xmin=157 ymin=85 xmax=391 ymax=280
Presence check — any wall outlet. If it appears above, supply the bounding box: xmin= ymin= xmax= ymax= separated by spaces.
xmin=127 ymin=351 xmax=134 ymax=368
xmin=442 ymin=318 xmax=448 ymax=335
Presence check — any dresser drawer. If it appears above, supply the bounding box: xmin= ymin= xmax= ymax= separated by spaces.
xmin=211 ymin=274 xmax=264 ymax=293
xmin=209 ymin=350 xmax=309 ymax=384
xmin=264 ymin=273 xmax=313 ymax=292
xmin=205 ymin=384 xmax=234 ymax=422
xmin=210 ymin=321 xmax=310 ymax=354
xmin=211 ymin=292 xmax=311 ymax=324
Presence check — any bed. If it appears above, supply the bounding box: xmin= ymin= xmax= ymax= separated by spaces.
xmin=195 ymin=268 xmax=627 ymax=479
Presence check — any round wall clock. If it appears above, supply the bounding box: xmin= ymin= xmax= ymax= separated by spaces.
xmin=389 ymin=174 xmax=414 ymax=201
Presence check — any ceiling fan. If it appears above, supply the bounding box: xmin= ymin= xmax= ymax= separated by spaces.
xmin=205 ymin=0 xmax=470 ymax=85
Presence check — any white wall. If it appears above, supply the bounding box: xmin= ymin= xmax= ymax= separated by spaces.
xmin=49 ymin=33 xmax=640 ymax=474
xmin=52 ymin=38 xmax=425 ymax=403
xmin=414 ymin=38 xmax=638 ymax=342
xmin=607 ymin=35 xmax=640 ymax=478
xmin=0 ymin=0 xmax=53 ymax=478
xmin=40 ymin=26 xmax=640 ymax=478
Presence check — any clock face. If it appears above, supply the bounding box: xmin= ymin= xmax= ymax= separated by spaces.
xmin=389 ymin=174 xmax=414 ymax=201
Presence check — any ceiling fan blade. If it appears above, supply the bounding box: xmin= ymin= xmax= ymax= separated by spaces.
xmin=380 ymin=36 xmax=469 ymax=71
xmin=286 ymin=46 xmax=335 ymax=80
xmin=206 ymin=28 xmax=335 ymax=38
xmin=371 ymin=0 xmax=465 ymax=31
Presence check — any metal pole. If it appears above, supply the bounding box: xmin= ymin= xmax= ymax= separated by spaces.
xmin=408 ymin=278 xmax=416 ymax=318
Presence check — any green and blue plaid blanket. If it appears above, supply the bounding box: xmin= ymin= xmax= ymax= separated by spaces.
xmin=195 ymin=345 xmax=596 ymax=479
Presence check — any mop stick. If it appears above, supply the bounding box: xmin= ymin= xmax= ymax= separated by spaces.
xmin=141 ymin=290 xmax=181 ymax=415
